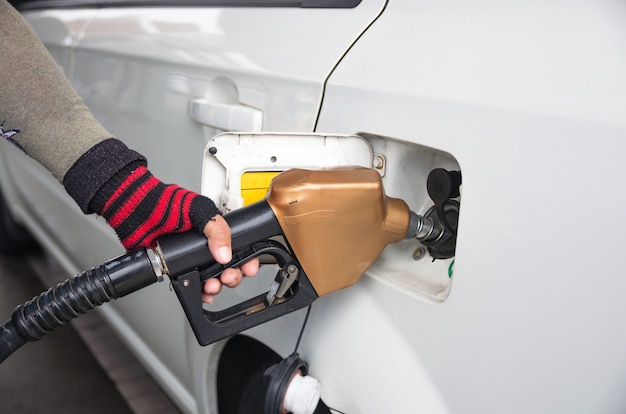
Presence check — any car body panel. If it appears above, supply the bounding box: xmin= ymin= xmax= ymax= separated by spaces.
xmin=313 ymin=1 xmax=626 ymax=413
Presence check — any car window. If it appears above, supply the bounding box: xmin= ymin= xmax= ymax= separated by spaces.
xmin=10 ymin=0 xmax=362 ymax=10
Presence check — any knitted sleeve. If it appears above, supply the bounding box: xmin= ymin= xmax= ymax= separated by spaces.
xmin=0 ymin=0 xmax=111 ymax=181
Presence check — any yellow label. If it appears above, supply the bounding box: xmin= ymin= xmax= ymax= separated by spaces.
xmin=241 ymin=171 xmax=280 ymax=205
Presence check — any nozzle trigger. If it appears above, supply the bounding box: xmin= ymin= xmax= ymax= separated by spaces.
xmin=266 ymin=264 xmax=300 ymax=306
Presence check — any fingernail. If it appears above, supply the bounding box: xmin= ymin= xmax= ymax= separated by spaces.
xmin=217 ymin=246 xmax=231 ymax=263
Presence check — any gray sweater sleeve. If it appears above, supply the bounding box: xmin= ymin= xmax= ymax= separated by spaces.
xmin=0 ymin=0 xmax=112 ymax=182
xmin=0 ymin=1 xmax=219 ymax=245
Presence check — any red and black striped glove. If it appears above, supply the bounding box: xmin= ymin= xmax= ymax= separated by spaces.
xmin=64 ymin=139 xmax=220 ymax=250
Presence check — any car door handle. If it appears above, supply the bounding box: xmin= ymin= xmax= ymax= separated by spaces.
xmin=188 ymin=98 xmax=263 ymax=131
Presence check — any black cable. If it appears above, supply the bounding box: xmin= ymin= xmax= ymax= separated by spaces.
xmin=294 ymin=304 xmax=312 ymax=353
xmin=312 ymin=0 xmax=389 ymax=132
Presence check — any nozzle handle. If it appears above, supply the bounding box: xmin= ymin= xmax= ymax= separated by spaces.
xmin=156 ymin=200 xmax=283 ymax=278
xmin=156 ymin=200 xmax=317 ymax=346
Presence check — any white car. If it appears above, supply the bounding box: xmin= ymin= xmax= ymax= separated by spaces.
xmin=1 ymin=1 xmax=626 ymax=413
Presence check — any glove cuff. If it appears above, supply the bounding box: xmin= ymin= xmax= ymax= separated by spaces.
xmin=63 ymin=138 xmax=146 ymax=213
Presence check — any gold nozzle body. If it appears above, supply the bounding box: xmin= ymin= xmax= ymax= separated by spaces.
xmin=265 ymin=167 xmax=410 ymax=297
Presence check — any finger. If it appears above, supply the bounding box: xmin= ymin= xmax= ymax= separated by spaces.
xmin=203 ymin=278 xmax=222 ymax=303
xmin=202 ymin=293 xmax=215 ymax=304
xmin=204 ymin=277 xmax=223 ymax=296
xmin=220 ymin=268 xmax=243 ymax=288
xmin=241 ymin=258 xmax=259 ymax=277
xmin=203 ymin=214 xmax=232 ymax=264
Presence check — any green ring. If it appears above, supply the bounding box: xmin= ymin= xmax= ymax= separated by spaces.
xmin=448 ymin=260 xmax=455 ymax=278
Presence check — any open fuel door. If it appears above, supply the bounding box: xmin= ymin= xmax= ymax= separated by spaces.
xmin=201 ymin=132 xmax=373 ymax=212
xmin=202 ymin=131 xmax=459 ymax=307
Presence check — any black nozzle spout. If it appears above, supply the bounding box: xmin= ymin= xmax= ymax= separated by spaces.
xmin=0 ymin=249 xmax=159 ymax=363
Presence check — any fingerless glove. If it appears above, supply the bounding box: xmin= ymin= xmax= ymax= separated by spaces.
xmin=64 ymin=138 xmax=220 ymax=250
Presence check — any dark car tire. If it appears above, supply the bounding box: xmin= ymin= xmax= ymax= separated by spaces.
xmin=0 ymin=189 xmax=38 ymax=254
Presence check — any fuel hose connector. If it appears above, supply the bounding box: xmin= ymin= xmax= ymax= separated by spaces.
xmin=405 ymin=207 xmax=459 ymax=260
xmin=405 ymin=210 xmax=444 ymax=243
xmin=0 ymin=248 xmax=160 ymax=363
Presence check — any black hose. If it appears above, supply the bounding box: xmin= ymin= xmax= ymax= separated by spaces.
xmin=0 ymin=249 xmax=158 ymax=363
xmin=0 ymin=319 xmax=26 ymax=361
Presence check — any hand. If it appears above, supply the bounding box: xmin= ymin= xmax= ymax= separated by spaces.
xmin=202 ymin=214 xmax=259 ymax=304
xmin=63 ymin=139 xmax=259 ymax=304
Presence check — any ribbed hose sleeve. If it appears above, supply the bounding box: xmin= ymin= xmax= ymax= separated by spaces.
xmin=13 ymin=265 xmax=117 ymax=342
xmin=0 ymin=249 xmax=158 ymax=363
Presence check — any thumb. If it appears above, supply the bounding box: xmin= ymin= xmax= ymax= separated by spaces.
xmin=203 ymin=214 xmax=232 ymax=264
